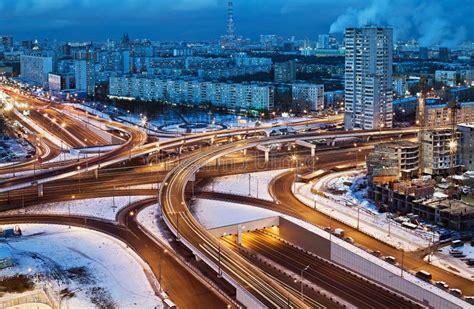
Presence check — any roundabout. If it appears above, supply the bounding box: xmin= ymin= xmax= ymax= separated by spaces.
xmin=159 ymin=122 xmax=227 ymax=134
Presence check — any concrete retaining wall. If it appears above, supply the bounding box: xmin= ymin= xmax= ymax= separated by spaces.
xmin=279 ymin=217 xmax=331 ymax=260
xmin=208 ymin=217 xmax=280 ymax=238
xmin=278 ymin=217 xmax=467 ymax=309
xmin=330 ymin=243 xmax=464 ymax=309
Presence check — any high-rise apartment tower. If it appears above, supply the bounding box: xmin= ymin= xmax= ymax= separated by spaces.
xmin=344 ymin=26 xmax=393 ymax=130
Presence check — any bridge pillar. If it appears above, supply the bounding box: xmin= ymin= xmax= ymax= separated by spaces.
xmin=243 ymin=149 xmax=247 ymax=156
xmin=256 ymin=145 xmax=271 ymax=162
xmin=37 ymin=184 xmax=43 ymax=197
xmin=237 ymin=224 xmax=246 ymax=245
xmin=296 ymin=140 xmax=316 ymax=157
xmin=94 ymin=169 xmax=98 ymax=179
xmin=237 ymin=228 xmax=242 ymax=245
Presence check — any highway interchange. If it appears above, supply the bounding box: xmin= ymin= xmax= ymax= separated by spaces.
xmin=0 ymin=87 xmax=471 ymax=308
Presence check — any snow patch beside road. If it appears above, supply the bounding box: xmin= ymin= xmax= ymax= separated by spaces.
xmin=0 ymin=196 xmax=152 ymax=221
xmin=0 ymin=224 xmax=161 ymax=308
xmin=427 ymin=243 xmax=474 ymax=281
xmin=201 ymin=169 xmax=290 ymax=201
xmin=295 ymin=180 xmax=433 ymax=251
xmin=136 ymin=204 xmax=175 ymax=248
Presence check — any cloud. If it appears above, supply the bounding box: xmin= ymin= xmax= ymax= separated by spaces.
xmin=0 ymin=0 xmax=471 ymax=43
xmin=329 ymin=0 xmax=470 ymax=47
xmin=0 ymin=0 xmax=219 ymax=16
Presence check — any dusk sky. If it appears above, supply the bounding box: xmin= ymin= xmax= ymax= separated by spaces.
xmin=0 ymin=0 xmax=472 ymax=46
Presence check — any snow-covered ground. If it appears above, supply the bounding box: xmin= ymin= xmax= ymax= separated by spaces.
xmin=0 ymin=224 xmax=161 ymax=308
xmin=0 ymin=196 xmax=151 ymax=221
xmin=193 ymin=198 xmax=276 ymax=229
xmin=87 ymin=102 xmax=317 ymax=132
xmin=119 ymin=183 xmax=160 ymax=190
xmin=66 ymin=103 xmax=111 ymax=120
xmin=201 ymin=169 xmax=290 ymax=201
xmin=46 ymin=151 xmax=96 ymax=163
xmin=295 ymin=170 xmax=436 ymax=251
xmin=0 ymin=138 xmax=34 ymax=164
xmin=136 ymin=204 xmax=175 ymax=248
xmin=160 ymin=123 xmax=224 ymax=133
xmin=321 ymin=171 xmax=379 ymax=213
xmin=427 ymin=243 xmax=474 ymax=281
xmin=193 ymin=198 xmax=339 ymax=242
xmin=0 ymin=168 xmax=43 ymax=179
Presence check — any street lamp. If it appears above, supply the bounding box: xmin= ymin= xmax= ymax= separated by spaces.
xmin=300 ymin=265 xmax=309 ymax=300
xmin=398 ymin=242 xmax=405 ymax=278
xmin=218 ymin=232 xmax=227 ymax=278
xmin=292 ymin=155 xmax=298 ymax=192
xmin=159 ymin=249 xmax=168 ymax=291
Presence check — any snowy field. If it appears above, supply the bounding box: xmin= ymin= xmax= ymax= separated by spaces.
xmin=46 ymin=151 xmax=96 ymax=163
xmin=0 ymin=224 xmax=161 ymax=308
xmin=295 ymin=170 xmax=436 ymax=251
xmin=427 ymin=243 xmax=474 ymax=281
xmin=0 ymin=196 xmax=151 ymax=221
xmin=0 ymin=168 xmax=43 ymax=179
xmin=320 ymin=171 xmax=379 ymax=213
xmin=0 ymin=138 xmax=34 ymax=164
xmin=160 ymin=123 xmax=224 ymax=133
xmin=66 ymin=103 xmax=111 ymax=120
xmin=201 ymin=169 xmax=290 ymax=201
xmin=136 ymin=204 xmax=175 ymax=248
xmin=193 ymin=198 xmax=276 ymax=229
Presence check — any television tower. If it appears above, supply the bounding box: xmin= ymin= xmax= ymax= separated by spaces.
xmin=227 ymin=0 xmax=235 ymax=37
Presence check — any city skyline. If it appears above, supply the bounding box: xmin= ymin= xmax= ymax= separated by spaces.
xmin=0 ymin=1 xmax=473 ymax=308
xmin=0 ymin=0 xmax=472 ymax=47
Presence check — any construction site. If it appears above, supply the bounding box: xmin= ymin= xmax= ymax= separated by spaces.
xmin=366 ymin=78 xmax=474 ymax=232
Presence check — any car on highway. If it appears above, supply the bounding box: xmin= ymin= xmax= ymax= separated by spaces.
xmin=449 ymin=288 xmax=463 ymax=297
xmin=415 ymin=270 xmax=432 ymax=282
xmin=384 ymin=256 xmax=396 ymax=264
xmin=435 ymin=281 xmax=449 ymax=290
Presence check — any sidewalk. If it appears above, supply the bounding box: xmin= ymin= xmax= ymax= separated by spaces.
xmin=293 ymin=170 xmax=437 ymax=251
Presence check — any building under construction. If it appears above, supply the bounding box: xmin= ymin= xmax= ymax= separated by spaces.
xmin=370 ymin=181 xmax=474 ymax=231
xmin=366 ymin=141 xmax=419 ymax=184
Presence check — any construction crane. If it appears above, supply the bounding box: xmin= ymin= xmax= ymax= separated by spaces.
xmin=447 ymin=97 xmax=459 ymax=176
xmin=417 ymin=76 xmax=428 ymax=177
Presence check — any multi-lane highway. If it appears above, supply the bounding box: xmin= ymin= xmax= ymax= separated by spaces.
xmin=0 ymin=200 xmax=233 ymax=308
xmin=1 ymin=87 xmax=470 ymax=308
xmin=158 ymin=130 xmax=421 ymax=308
xmin=227 ymin=230 xmax=422 ymax=308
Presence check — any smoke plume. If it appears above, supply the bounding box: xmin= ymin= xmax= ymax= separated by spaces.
xmin=329 ymin=0 xmax=468 ymax=47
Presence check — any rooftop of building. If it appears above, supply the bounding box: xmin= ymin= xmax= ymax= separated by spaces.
xmin=393 ymin=96 xmax=417 ymax=104
xmin=449 ymin=86 xmax=471 ymax=93
xmin=425 ymin=101 xmax=474 ymax=109
xmin=420 ymin=198 xmax=474 ymax=215
xmin=438 ymin=200 xmax=474 ymax=215
xmin=458 ymin=123 xmax=474 ymax=129
xmin=380 ymin=140 xmax=419 ymax=149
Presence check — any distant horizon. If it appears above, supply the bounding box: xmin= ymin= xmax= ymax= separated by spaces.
xmin=0 ymin=0 xmax=472 ymax=48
